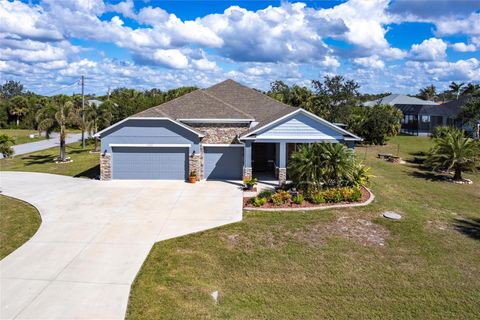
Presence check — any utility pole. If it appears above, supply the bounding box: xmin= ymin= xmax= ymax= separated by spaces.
xmin=81 ymin=75 xmax=85 ymax=149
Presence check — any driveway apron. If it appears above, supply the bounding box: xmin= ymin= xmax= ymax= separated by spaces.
xmin=0 ymin=172 xmax=242 ymax=319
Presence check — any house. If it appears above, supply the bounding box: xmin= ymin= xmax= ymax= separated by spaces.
xmin=364 ymin=94 xmax=453 ymax=136
xmin=96 ymin=80 xmax=361 ymax=184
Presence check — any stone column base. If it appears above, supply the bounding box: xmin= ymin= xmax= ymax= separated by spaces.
xmin=243 ymin=167 xmax=252 ymax=180
xmin=278 ymin=167 xmax=287 ymax=186
xmin=100 ymin=153 xmax=112 ymax=180
xmin=189 ymin=154 xmax=203 ymax=180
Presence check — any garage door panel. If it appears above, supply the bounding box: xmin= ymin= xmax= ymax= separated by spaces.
xmin=112 ymin=146 xmax=187 ymax=180
xmin=204 ymin=147 xmax=243 ymax=180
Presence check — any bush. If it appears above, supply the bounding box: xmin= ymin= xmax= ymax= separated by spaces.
xmin=351 ymin=187 xmax=363 ymax=202
xmin=310 ymin=192 xmax=325 ymax=204
xmin=257 ymin=189 xmax=273 ymax=200
xmin=292 ymin=194 xmax=304 ymax=205
xmin=322 ymin=188 xmax=343 ymax=203
xmin=250 ymin=196 xmax=267 ymax=207
xmin=271 ymin=190 xmax=291 ymax=206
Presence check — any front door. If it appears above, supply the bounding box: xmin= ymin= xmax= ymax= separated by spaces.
xmin=252 ymin=143 xmax=276 ymax=173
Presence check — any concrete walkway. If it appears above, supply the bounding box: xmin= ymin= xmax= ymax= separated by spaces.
xmin=1 ymin=133 xmax=82 ymax=159
xmin=0 ymin=172 xmax=243 ymax=319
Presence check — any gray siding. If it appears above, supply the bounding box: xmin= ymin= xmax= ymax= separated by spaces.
xmin=111 ymin=146 xmax=188 ymax=180
xmin=100 ymin=119 xmax=200 ymax=154
xmin=204 ymin=146 xmax=243 ymax=180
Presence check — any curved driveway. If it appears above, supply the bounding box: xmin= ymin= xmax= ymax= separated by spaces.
xmin=0 ymin=172 xmax=242 ymax=319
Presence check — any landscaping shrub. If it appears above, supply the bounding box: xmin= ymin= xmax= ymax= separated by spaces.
xmin=322 ymin=188 xmax=343 ymax=203
xmin=257 ymin=189 xmax=273 ymax=200
xmin=250 ymin=196 xmax=267 ymax=207
xmin=339 ymin=187 xmax=354 ymax=202
xmin=292 ymin=194 xmax=304 ymax=205
xmin=271 ymin=190 xmax=291 ymax=206
xmin=310 ymin=192 xmax=325 ymax=204
xmin=351 ymin=187 xmax=363 ymax=202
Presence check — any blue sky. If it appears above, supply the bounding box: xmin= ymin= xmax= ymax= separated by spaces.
xmin=0 ymin=0 xmax=479 ymax=95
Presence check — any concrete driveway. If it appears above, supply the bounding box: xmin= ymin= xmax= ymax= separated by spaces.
xmin=0 ymin=172 xmax=243 ymax=320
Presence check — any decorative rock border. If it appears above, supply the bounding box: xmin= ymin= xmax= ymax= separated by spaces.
xmin=244 ymin=187 xmax=375 ymax=212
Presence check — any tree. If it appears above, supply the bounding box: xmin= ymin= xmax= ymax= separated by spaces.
xmin=459 ymin=97 xmax=480 ymax=138
xmin=0 ymin=134 xmax=15 ymax=158
xmin=85 ymin=101 xmax=113 ymax=151
xmin=311 ymin=75 xmax=360 ymax=123
xmin=0 ymin=80 xmax=24 ymax=100
xmin=462 ymin=83 xmax=480 ymax=96
xmin=8 ymin=96 xmax=29 ymax=126
xmin=418 ymin=84 xmax=437 ymax=101
xmin=449 ymin=82 xmax=465 ymax=100
xmin=426 ymin=128 xmax=480 ymax=181
xmin=347 ymin=104 xmax=403 ymax=145
xmin=267 ymin=81 xmax=315 ymax=112
xmin=36 ymin=101 xmax=58 ymax=138
xmin=288 ymin=143 xmax=369 ymax=189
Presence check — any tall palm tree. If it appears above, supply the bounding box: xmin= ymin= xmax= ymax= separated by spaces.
xmin=462 ymin=83 xmax=480 ymax=96
xmin=8 ymin=96 xmax=29 ymax=126
xmin=85 ymin=101 xmax=112 ymax=152
xmin=426 ymin=128 xmax=480 ymax=181
xmin=449 ymin=81 xmax=465 ymax=100
xmin=418 ymin=85 xmax=437 ymax=101
xmin=35 ymin=101 xmax=57 ymax=138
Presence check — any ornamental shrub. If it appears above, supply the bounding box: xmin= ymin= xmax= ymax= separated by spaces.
xmin=292 ymin=194 xmax=304 ymax=205
xmin=322 ymin=188 xmax=343 ymax=203
xmin=257 ymin=189 xmax=273 ymax=200
xmin=250 ymin=196 xmax=267 ymax=207
xmin=271 ymin=190 xmax=291 ymax=206
xmin=310 ymin=192 xmax=325 ymax=204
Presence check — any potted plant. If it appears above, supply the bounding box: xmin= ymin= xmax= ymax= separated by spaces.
xmin=189 ymin=171 xmax=197 ymax=183
xmin=243 ymin=176 xmax=258 ymax=190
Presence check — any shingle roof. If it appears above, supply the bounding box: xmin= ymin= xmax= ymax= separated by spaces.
xmin=396 ymin=103 xmax=461 ymax=117
xmin=133 ymin=79 xmax=296 ymax=123
xmin=364 ymin=94 xmax=437 ymax=106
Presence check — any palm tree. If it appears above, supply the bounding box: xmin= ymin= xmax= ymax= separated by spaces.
xmin=462 ymin=83 xmax=480 ymax=96
xmin=35 ymin=101 xmax=57 ymax=138
xmin=449 ymin=81 xmax=465 ymax=100
xmin=8 ymin=96 xmax=29 ymax=126
xmin=37 ymin=99 xmax=80 ymax=162
xmin=0 ymin=134 xmax=15 ymax=158
xmin=418 ymin=85 xmax=437 ymax=101
xmin=288 ymin=143 xmax=367 ymax=188
xmin=426 ymin=128 xmax=480 ymax=181
xmin=85 ymin=101 xmax=112 ymax=152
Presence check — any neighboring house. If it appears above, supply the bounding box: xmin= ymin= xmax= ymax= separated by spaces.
xmin=87 ymin=99 xmax=104 ymax=107
xmin=96 ymin=80 xmax=361 ymax=184
xmin=364 ymin=94 xmax=452 ymax=136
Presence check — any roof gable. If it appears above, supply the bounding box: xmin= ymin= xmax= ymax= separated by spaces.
xmin=364 ymin=94 xmax=437 ymax=106
xmin=241 ymin=109 xmax=362 ymax=141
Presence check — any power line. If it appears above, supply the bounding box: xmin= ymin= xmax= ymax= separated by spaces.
xmin=43 ymin=80 xmax=79 ymax=96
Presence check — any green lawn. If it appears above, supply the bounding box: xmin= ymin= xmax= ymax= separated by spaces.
xmin=127 ymin=136 xmax=480 ymax=319
xmin=0 ymin=142 xmax=99 ymax=178
xmin=0 ymin=129 xmax=45 ymax=145
xmin=0 ymin=195 xmax=41 ymax=260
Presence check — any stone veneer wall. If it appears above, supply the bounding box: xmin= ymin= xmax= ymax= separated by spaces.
xmin=100 ymin=153 xmax=112 ymax=180
xmin=243 ymin=167 xmax=252 ymax=179
xmin=189 ymin=153 xmax=203 ymax=180
xmin=278 ymin=168 xmax=287 ymax=185
xmin=190 ymin=123 xmax=248 ymax=144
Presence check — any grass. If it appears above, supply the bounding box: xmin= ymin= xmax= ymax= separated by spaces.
xmin=0 ymin=195 xmax=41 ymax=260
xmin=0 ymin=129 xmax=45 ymax=145
xmin=127 ymin=136 xmax=480 ymax=319
xmin=0 ymin=142 xmax=99 ymax=178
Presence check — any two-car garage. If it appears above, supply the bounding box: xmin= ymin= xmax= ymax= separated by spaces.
xmin=109 ymin=144 xmax=243 ymax=180
xmin=111 ymin=145 xmax=189 ymax=180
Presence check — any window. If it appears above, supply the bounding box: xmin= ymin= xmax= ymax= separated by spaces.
xmin=421 ymin=115 xmax=430 ymax=123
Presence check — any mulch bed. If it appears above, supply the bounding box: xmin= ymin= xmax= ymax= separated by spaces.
xmin=243 ymin=186 xmax=370 ymax=209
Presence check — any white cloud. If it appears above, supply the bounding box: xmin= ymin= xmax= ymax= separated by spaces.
xmin=435 ymin=13 xmax=480 ymax=37
xmin=320 ymin=56 xmax=341 ymax=69
xmin=410 ymin=38 xmax=447 ymax=61
xmin=152 ymin=49 xmax=189 ymax=69
xmin=451 ymin=42 xmax=477 ymax=52
xmin=191 ymin=58 xmax=217 ymax=71
xmin=353 ymin=55 xmax=385 ymax=69
xmin=107 ymin=0 xmax=135 ymax=19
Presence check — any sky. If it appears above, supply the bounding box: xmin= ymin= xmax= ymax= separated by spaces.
xmin=0 ymin=0 xmax=479 ymax=96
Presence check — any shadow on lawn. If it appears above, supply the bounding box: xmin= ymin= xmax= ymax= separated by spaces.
xmin=74 ymin=165 xmax=100 ymax=179
xmin=407 ymin=170 xmax=446 ymax=182
xmin=23 ymin=154 xmax=56 ymax=165
xmin=454 ymin=218 xmax=480 ymax=240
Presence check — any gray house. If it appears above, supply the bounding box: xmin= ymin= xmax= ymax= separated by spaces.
xmin=96 ymin=80 xmax=361 ymax=184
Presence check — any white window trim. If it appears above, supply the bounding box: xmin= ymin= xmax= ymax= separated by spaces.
xmin=95 ymin=117 xmax=204 ymax=138
xmin=202 ymin=144 xmax=244 ymax=147
xmin=110 ymin=144 xmax=190 ymax=148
